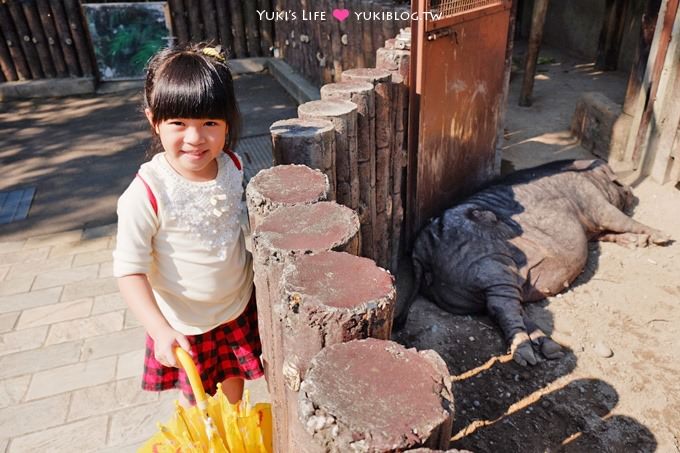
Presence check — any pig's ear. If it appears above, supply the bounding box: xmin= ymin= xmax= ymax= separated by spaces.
xmin=469 ymin=208 xmax=498 ymax=225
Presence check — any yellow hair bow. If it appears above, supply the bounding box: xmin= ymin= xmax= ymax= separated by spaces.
xmin=202 ymin=46 xmax=226 ymax=63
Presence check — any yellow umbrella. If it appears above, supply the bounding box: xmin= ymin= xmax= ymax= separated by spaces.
xmin=139 ymin=347 xmax=272 ymax=453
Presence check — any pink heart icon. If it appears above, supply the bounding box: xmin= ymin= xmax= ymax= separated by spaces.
xmin=332 ymin=8 xmax=350 ymax=21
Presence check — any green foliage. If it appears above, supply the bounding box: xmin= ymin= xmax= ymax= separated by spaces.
xmin=85 ymin=4 xmax=170 ymax=79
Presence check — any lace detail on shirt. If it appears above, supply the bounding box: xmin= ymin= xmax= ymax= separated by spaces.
xmin=147 ymin=153 xmax=243 ymax=260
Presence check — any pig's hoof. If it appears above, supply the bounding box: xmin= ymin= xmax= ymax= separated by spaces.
xmin=650 ymin=231 xmax=672 ymax=245
xmin=511 ymin=333 xmax=537 ymax=366
xmin=540 ymin=338 xmax=565 ymax=360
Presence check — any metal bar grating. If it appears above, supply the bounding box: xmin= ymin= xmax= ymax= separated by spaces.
xmin=427 ymin=0 xmax=502 ymax=18
xmin=0 ymin=187 xmax=36 ymax=225
xmin=235 ymin=135 xmax=274 ymax=183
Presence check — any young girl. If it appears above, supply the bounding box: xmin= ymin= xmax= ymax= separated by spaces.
xmin=113 ymin=43 xmax=263 ymax=406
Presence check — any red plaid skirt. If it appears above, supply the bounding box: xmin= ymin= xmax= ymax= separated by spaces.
xmin=141 ymin=296 xmax=264 ymax=403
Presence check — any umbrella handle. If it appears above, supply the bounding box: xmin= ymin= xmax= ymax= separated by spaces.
xmin=174 ymin=347 xmax=210 ymax=409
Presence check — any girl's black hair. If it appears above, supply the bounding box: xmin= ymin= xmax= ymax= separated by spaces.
xmin=144 ymin=43 xmax=240 ymax=156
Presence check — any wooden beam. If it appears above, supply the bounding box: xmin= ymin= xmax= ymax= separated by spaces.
xmin=518 ymin=0 xmax=549 ymax=107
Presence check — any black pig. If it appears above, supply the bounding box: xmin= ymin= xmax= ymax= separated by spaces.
xmin=396 ymin=159 xmax=671 ymax=366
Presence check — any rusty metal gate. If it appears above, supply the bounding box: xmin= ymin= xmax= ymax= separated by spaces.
xmin=406 ymin=0 xmax=513 ymax=240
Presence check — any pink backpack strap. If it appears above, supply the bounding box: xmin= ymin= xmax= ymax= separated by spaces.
xmin=136 ymin=173 xmax=158 ymax=216
xmin=224 ymin=149 xmax=242 ymax=171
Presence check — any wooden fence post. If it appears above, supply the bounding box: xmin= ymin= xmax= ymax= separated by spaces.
xmin=320 ymin=81 xmax=377 ymax=262
xmin=341 ymin=68 xmax=393 ymax=270
xmin=298 ymin=338 xmax=454 ymax=452
xmin=36 ymin=0 xmax=68 ymax=78
xmin=22 ymin=0 xmax=57 ymax=78
xmin=270 ymin=118 xmax=337 ymax=200
xmin=62 ymin=0 xmax=95 ymax=76
xmin=6 ymin=1 xmax=43 ymax=79
xmin=48 ymin=0 xmax=81 ymax=77
xmin=518 ymin=0 xmax=549 ymax=106
xmin=281 ymin=251 xmax=396 ymax=451
xmin=246 ymin=164 xmax=330 ymax=231
xmin=251 ymin=201 xmax=360 ymax=452
xmin=298 ymin=99 xmax=359 ymax=213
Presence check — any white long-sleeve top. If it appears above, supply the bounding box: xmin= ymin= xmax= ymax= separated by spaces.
xmin=113 ymin=152 xmax=253 ymax=335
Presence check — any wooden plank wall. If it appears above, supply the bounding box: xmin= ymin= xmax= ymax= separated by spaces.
xmin=274 ymin=0 xmax=411 ymax=85
xmin=1 ymin=0 xmax=405 ymax=84
xmin=0 ymin=0 xmax=96 ymax=81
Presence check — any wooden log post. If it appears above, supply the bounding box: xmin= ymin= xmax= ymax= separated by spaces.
xmin=167 ymin=0 xmax=189 ymax=45
xmin=342 ymin=68 xmax=393 ymax=270
xmin=298 ymin=100 xmax=359 ymax=213
xmin=243 ymin=0 xmax=261 ymax=56
xmin=282 ymin=251 xmax=396 ymax=452
xmin=36 ymin=0 xmax=68 ymax=78
xmin=48 ymin=0 xmax=81 ymax=77
xmin=0 ymin=3 xmax=31 ymax=80
xmin=0 ymin=26 xmax=19 ymax=81
xmin=318 ymin=0 xmax=334 ymax=84
xmin=376 ymin=43 xmax=411 ymax=272
xmin=200 ymin=0 xmax=219 ymax=44
xmin=63 ymin=0 xmax=95 ymax=76
xmin=518 ymin=0 xmax=549 ymax=107
xmin=270 ymin=118 xmax=337 ymax=199
xmin=298 ymin=338 xmax=454 ymax=452
xmin=228 ymin=0 xmax=247 ymax=58
xmin=361 ymin=1 xmax=375 ymax=67
xmin=251 ymin=201 xmax=360 ymax=453
xmin=187 ymin=0 xmax=203 ymax=42
xmin=246 ymin=164 xmax=330 ymax=232
xmin=6 ymin=1 xmax=43 ymax=79
xmin=258 ymin=0 xmax=274 ymax=55
xmin=214 ymin=0 xmax=233 ymax=53
xmin=320 ymin=81 xmax=377 ymax=262
xmin=623 ymin=0 xmax=662 ymax=116
xmin=595 ymin=0 xmax=631 ymax=71
xmin=22 ymin=0 xmax=57 ymax=78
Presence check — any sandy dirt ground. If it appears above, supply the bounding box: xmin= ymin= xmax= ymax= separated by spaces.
xmin=394 ymin=47 xmax=680 ymax=452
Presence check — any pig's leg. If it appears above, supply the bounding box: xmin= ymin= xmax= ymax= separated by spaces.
xmin=597 ymin=232 xmax=652 ymax=248
xmin=522 ymin=314 xmax=565 ymax=360
xmin=485 ymin=284 xmax=537 ymax=366
xmin=591 ymin=203 xmax=670 ymax=245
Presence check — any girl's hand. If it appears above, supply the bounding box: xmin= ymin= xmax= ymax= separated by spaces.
xmin=153 ymin=326 xmax=192 ymax=368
